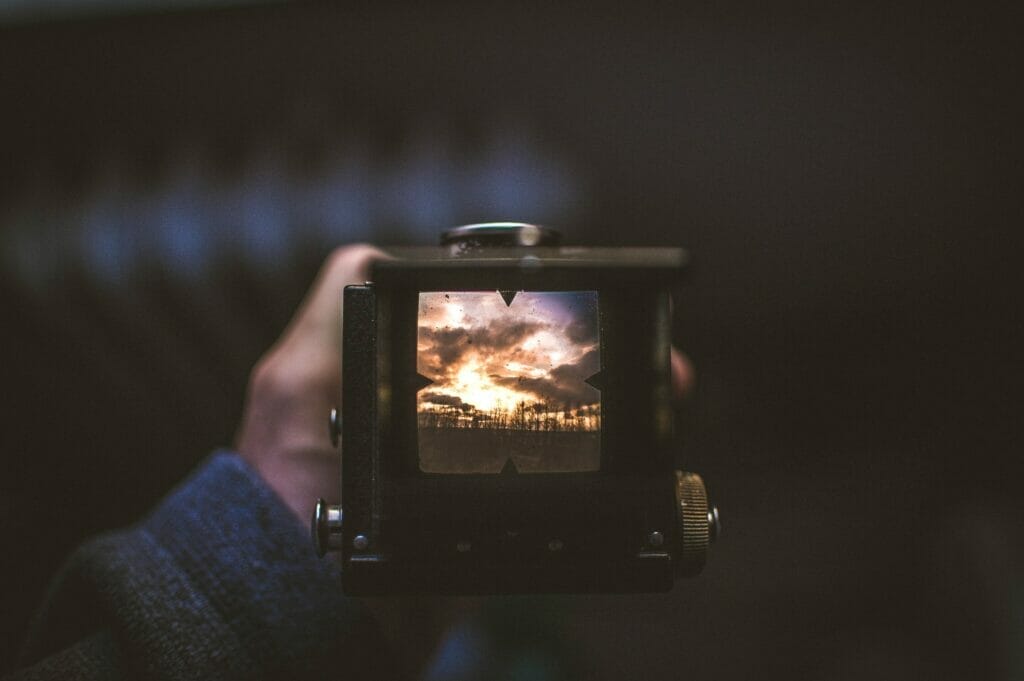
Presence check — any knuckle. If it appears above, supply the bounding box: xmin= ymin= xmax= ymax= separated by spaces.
xmin=249 ymin=354 xmax=280 ymax=395
xmin=249 ymin=353 xmax=301 ymax=399
xmin=249 ymin=348 xmax=336 ymax=400
xmin=325 ymin=243 xmax=381 ymax=283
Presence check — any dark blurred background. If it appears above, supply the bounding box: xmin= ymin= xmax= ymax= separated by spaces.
xmin=1 ymin=1 xmax=1021 ymax=678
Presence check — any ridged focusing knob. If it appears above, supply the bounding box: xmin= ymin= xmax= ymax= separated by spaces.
xmin=675 ymin=471 xmax=714 ymax=576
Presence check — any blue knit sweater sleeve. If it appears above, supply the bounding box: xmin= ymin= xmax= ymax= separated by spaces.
xmin=11 ymin=452 xmax=395 ymax=681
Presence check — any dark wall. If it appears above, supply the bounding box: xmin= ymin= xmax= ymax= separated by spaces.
xmin=1 ymin=2 xmax=1020 ymax=678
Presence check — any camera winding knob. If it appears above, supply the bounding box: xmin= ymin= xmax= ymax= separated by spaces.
xmin=440 ymin=222 xmax=562 ymax=250
xmin=674 ymin=471 xmax=720 ymax=576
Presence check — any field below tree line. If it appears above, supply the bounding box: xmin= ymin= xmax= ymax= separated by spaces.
xmin=418 ymin=427 xmax=600 ymax=474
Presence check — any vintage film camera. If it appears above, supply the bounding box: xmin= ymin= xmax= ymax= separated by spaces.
xmin=313 ymin=223 xmax=719 ymax=595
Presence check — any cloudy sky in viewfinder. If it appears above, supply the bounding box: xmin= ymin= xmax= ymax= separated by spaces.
xmin=417 ymin=291 xmax=600 ymax=413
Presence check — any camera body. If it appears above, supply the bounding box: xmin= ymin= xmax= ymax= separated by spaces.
xmin=313 ymin=224 xmax=717 ymax=595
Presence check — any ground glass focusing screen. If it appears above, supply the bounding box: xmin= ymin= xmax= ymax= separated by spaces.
xmin=416 ymin=291 xmax=601 ymax=474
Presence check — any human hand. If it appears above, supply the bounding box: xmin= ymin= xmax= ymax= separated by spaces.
xmin=235 ymin=244 xmax=385 ymax=523
xmin=234 ymin=244 xmax=479 ymax=675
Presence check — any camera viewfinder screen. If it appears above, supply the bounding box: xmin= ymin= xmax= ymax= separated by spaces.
xmin=417 ymin=291 xmax=601 ymax=474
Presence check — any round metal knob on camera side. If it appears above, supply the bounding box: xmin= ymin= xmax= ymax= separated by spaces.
xmin=674 ymin=470 xmax=713 ymax=577
xmin=312 ymin=499 xmax=344 ymax=557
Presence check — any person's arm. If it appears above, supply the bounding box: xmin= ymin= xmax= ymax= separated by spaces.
xmin=12 ymin=246 xmax=396 ymax=681
xmin=12 ymin=451 xmax=394 ymax=681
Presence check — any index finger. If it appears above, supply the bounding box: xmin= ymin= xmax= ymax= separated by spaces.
xmin=281 ymin=244 xmax=389 ymax=351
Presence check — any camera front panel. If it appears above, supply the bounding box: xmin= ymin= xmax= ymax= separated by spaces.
xmin=340 ymin=251 xmax=685 ymax=594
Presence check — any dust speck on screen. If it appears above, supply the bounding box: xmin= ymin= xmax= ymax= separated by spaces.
xmin=416 ymin=291 xmax=601 ymax=474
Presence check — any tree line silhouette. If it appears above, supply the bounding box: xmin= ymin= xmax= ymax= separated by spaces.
xmin=418 ymin=400 xmax=601 ymax=432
